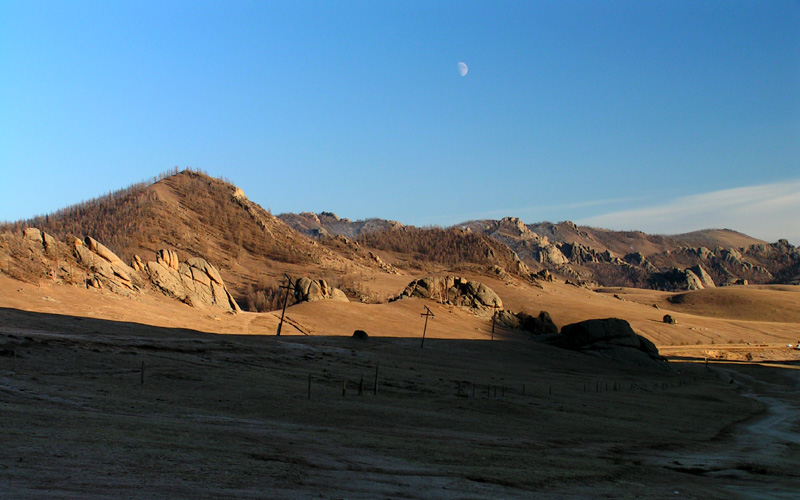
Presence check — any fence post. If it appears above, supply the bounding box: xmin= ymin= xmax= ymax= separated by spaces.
xmin=374 ymin=362 xmax=379 ymax=395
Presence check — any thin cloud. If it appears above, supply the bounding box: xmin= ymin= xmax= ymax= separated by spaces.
xmin=577 ymin=180 xmax=800 ymax=244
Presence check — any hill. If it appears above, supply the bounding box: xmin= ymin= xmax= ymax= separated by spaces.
xmin=458 ymin=217 xmax=799 ymax=289
xmin=277 ymin=212 xmax=799 ymax=289
xmin=1 ymin=170 xmax=394 ymax=308
xmin=1 ymin=171 xmax=534 ymax=312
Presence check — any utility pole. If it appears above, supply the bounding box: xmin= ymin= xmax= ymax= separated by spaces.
xmin=491 ymin=299 xmax=499 ymax=340
xmin=420 ymin=305 xmax=435 ymax=349
xmin=277 ymin=274 xmax=294 ymax=336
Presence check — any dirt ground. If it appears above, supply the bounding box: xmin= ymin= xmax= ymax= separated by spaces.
xmin=2 ymin=275 xmax=800 ymax=499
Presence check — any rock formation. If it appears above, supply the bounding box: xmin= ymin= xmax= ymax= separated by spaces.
xmin=22 ymin=228 xmax=57 ymax=254
xmin=554 ymin=318 xmax=666 ymax=366
xmin=650 ymin=264 xmax=716 ymax=291
xmin=687 ymin=264 xmax=715 ymax=289
xmin=293 ymin=277 xmax=349 ymax=303
xmin=394 ymin=276 xmax=502 ymax=316
xmin=72 ymin=237 xmax=136 ymax=293
xmin=514 ymin=310 xmax=558 ymax=335
xmin=145 ymin=250 xmax=240 ymax=312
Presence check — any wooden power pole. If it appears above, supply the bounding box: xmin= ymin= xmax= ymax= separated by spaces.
xmin=277 ymin=274 xmax=294 ymax=336
xmin=420 ymin=305 xmax=435 ymax=349
xmin=491 ymin=299 xmax=499 ymax=340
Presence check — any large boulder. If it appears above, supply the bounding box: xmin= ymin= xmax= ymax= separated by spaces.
xmin=293 ymin=277 xmax=349 ymax=303
xmin=145 ymin=260 xmax=186 ymax=300
xmin=21 ymin=228 xmax=57 ymax=255
xmin=515 ymin=310 xmax=558 ymax=335
xmin=687 ymin=264 xmax=715 ymax=289
xmin=556 ymin=318 xmax=665 ymax=365
xmin=22 ymin=228 xmax=43 ymax=243
xmin=649 ymin=266 xmax=715 ymax=291
xmin=85 ymin=237 xmax=126 ymax=268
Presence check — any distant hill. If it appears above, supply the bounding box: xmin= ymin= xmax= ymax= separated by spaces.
xmin=457 ymin=217 xmax=797 ymax=289
xmin=279 ymin=212 xmax=798 ymax=289
xmin=460 ymin=219 xmax=765 ymax=258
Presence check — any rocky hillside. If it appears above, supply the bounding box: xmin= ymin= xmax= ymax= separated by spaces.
xmin=277 ymin=211 xmax=403 ymax=239
xmin=0 ymin=227 xmax=240 ymax=313
xmin=459 ymin=217 xmax=799 ymax=289
xmin=272 ymin=210 xmax=800 ymax=290
xmin=1 ymin=170 xmax=394 ymax=307
xmin=4 ymin=171 xmax=798 ymax=301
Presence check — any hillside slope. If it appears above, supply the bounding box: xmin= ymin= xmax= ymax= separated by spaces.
xmin=1 ymin=170 xmax=389 ymax=305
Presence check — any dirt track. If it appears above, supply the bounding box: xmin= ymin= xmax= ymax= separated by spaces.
xmin=644 ymin=362 xmax=800 ymax=500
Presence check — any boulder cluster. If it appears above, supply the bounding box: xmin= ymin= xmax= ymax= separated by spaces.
xmin=293 ymin=277 xmax=349 ymax=303
xmin=5 ymin=228 xmax=243 ymax=314
xmin=650 ymin=264 xmax=716 ymax=291
xmin=393 ymin=276 xmax=503 ymax=315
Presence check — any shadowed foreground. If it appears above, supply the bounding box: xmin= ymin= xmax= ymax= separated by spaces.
xmin=1 ymin=308 xmax=798 ymax=499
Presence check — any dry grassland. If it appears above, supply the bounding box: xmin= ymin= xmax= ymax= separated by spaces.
xmin=1 ymin=275 xmax=799 ymax=499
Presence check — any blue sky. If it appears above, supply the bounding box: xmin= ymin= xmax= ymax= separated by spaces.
xmin=1 ymin=1 xmax=798 ymax=243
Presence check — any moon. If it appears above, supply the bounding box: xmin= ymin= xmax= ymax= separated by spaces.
xmin=458 ymin=62 xmax=468 ymax=77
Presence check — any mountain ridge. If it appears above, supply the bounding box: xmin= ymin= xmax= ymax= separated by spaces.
xmin=3 ymin=170 xmax=798 ymax=300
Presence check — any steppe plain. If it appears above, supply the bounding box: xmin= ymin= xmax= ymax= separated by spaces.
xmin=2 ymin=268 xmax=799 ymax=499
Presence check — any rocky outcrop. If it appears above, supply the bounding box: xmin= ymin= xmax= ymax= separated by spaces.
xmin=72 ymin=237 xmax=135 ymax=293
xmin=394 ymin=276 xmax=502 ymax=315
xmin=687 ymin=264 xmax=715 ymax=288
xmin=20 ymin=228 xmax=58 ymax=257
xmin=278 ymin=211 xmax=404 ymax=239
xmin=145 ymin=250 xmax=240 ymax=312
xmin=683 ymin=269 xmax=704 ymax=290
xmin=368 ymin=251 xmax=398 ymax=274
xmin=293 ymin=277 xmax=349 ymax=303
xmin=131 ymin=255 xmax=144 ymax=272
xmin=515 ymin=310 xmax=558 ymax=335
xmin=649 ymin=264 xmax=716 ymax=291
xmin=554 ymin=318 xmax=665 ymax=366
xmin=155 ymin=249 xmax=180 ymax=270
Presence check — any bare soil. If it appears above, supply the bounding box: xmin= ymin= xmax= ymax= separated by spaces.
xmin=2 ymin=275 xmax=799 ymax=498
